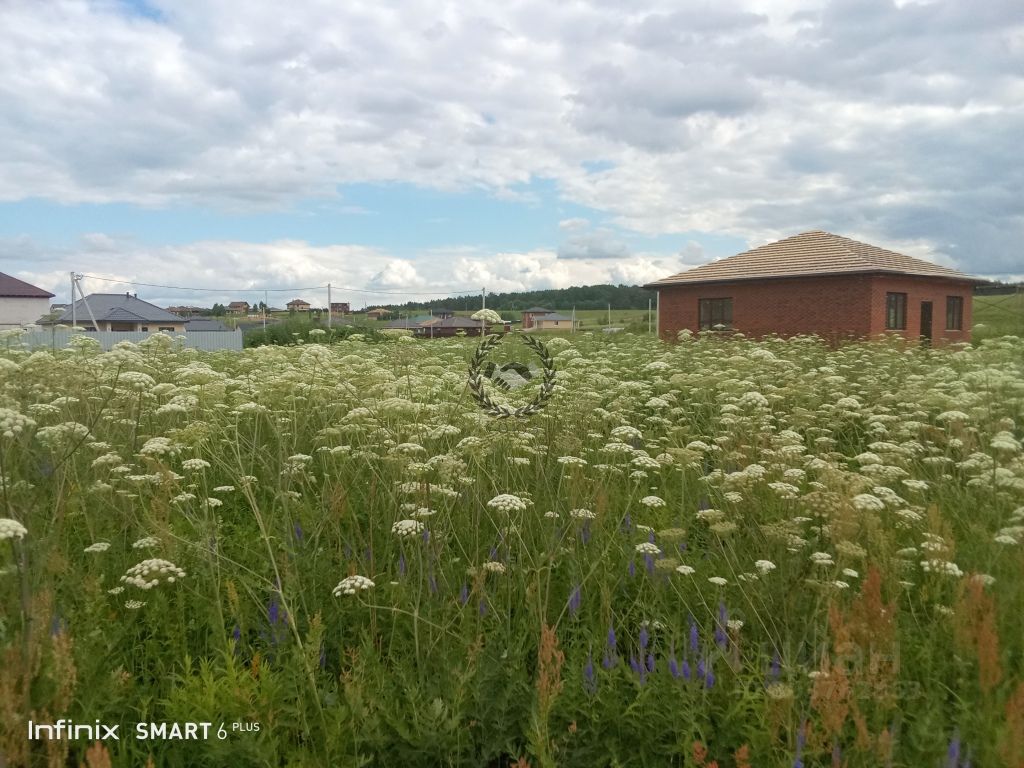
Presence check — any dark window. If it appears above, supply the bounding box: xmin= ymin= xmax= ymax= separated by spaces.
xmin=885 ymin=293 xmax=907 ymax=330
xmin=698 ymin=298 xmax=733 ymax=330
xmin=141 ymin=326 xmax=149 ymax=332
xmin=158 ymin=326 xmax=175 ymax=332
xmin=946 ymin=296 xmax=963 ymax=330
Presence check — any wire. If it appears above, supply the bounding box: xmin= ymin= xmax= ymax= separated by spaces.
xmin=78 ymin=273 xmax=482 ymax=297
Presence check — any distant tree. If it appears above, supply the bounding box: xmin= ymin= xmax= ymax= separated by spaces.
xmin=211 ymin=303 xmax=227 ymax=316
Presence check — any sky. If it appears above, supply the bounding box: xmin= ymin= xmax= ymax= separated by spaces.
xmin=0 ymin=0 xmax=1021 ymax=308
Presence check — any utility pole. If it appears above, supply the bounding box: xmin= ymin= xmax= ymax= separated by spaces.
xmin=571 ymin=305 xmax=576 ymax=334
xmin=481 ymin=287 xmax=486 ymax=337
xmin=73 ymin=274 xmax=100 ymax=330
xmin=263 ymin=290 xmax=268 ymax=330
xmin=327 ymin=283 xmax=332 ymax=330
xmin=607 ymin=303 xmax=611 ymax=327
xmin=648 ymin=298 xmax=652 ymax=334
xmin=70 ymin=271 xmax=76 ymax=328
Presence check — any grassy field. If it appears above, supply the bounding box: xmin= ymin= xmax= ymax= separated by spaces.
xmin=974 ymin=292 xmax=1024 ymax=342
xmin=1 ymin=328 xmax=1022 ymax=766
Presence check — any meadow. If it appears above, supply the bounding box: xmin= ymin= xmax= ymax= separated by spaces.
xmin=0 ymin=327 xmax=1023 ymax=767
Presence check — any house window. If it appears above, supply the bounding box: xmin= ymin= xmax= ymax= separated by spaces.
xmin=698 ymin=298 xmax=733 ymax=330
xmin=141 ymin=326 xmax=149 ymax=332
xmin=885 ymin=293 xmax=907 ymax=330
xmin=946 ymin=296 xmax=963 ymax=330
xmin=158 ymin=326 xmax=175 ymax=332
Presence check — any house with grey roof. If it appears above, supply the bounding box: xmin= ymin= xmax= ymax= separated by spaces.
xmin=57 ymin=293 xmax=187 ymax=333
xmin=531 ymin=312 xmax=579 ymax=330
xmin=521 ymin=307 xmax=553 ymax=329
xmin=0 ymin=272 xmax=55 ymax=328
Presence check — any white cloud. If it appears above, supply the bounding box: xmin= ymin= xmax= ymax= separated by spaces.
xmin=0 ymin=0 xmax=1021 ymax=274
xmin=7 ymin=236 xmax=683 ymax=306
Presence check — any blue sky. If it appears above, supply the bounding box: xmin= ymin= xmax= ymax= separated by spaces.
xmin=1 ymin=0 xmax=1021 ymax=306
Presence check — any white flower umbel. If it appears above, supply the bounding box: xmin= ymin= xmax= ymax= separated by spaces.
xmin=132 ymin=536 xmax=160 ymax=549
xmin=634 ymin=542 xmax=662 ymax=555
xmin=569 ymin=508 xmax=596 ymax=520
xmin=754 ymin=559 xmax=776 ymax=574
xmin=0 ymin=518 xmax=28 ymax=541
xmin=392 ymin=519 xmax=425 ymax=538
xmin=470 ymin=308 xmax=503 ymax=324
xmin=639 ymin=495 xmax=665 ymax=508
xmin=675 ymin=564 xmax=695 ymax=575
xmin=333 ymin=575 xmax=375 ymax=596
xmin=84 ymin=542 xmax=111 ymax=553
xmin=487 ymin=494 xmax=530 ymax=513
xmin=482 ymin=561 xmax=506 ymax=574
xmin=121 ymin=559 xmax=186 ymax=589
xmin=708 ymin=576 xmax=728 ymax=586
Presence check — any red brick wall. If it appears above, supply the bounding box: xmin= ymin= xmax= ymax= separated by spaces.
xmin=657 ymin=274 xmax=973 ymax=343
xmin=868 ymin=276 xmax=973 ymax=343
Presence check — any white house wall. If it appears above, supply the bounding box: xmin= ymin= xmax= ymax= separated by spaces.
xmin=0 ymin=297 xmax=49 ymax=328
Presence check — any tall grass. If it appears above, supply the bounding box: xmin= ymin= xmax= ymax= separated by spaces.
xmin=0 ymin=328 xmax=1022 ymax=766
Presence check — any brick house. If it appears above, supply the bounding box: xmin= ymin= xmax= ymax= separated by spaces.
xmin=286 ymin=299 xmax=311 ymax=312
xmin=646 ymin=231 xmax=980 ymax=344
xmin=227 ymin=301 xmax=250 ymax=315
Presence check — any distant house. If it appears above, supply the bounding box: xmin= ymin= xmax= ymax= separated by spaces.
xmin=166 ymin=305 xmax=206 ymax=317
xmin=287 ymin=299 xmax=311 ymax=312
xmin=227 ymin=301 xmax=250 ymax=315
xmin=385 ymin=315 xmax=500 ymax=337
xmin=365 ymin=307 xmax=391 ymax=320
xmin=0 ymin=272 xmax=55 ymax=328
xmin=521 ymin=307 xmax=553 ymax=330
xmin=431 ymin=307 xmax=455 ymax=319
xmin=330 ymin=302 xmax=351 ymax=314
xmin=646 ymin=230 xmax=981 ymax=344
xmin=184 ymin=317 xmax=231 ymax=332
xmin=533 ymin=312 xmax=579 ymax=331
xmin=56 ymin=293 xmax=186 ymax=333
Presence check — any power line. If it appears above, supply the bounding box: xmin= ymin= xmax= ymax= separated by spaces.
xmin=78 ymin=273 xmax=480 ymax=297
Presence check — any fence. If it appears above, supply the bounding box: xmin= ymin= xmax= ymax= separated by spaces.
xmin=10 ymin=330 xmax=244 ymax=352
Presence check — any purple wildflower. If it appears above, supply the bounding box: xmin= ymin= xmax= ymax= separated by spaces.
xmin=581 ymin=521 xmax=591 ymax=544
xmin=568 ymin=585 xmax=582 ymax=616
xmin=293 ymin=523 xmax=304 ymax=543
xmin=421 ymin=527 xmax=430 ymax=544
xmin=583 ymin=656 xmax=596 ymax=694
xmin=644 ymin=553 xmax=655 ymax=574
xmin=689 ymin=618 xmax=699 ymax=654
xmin=459 ymin=583 xmax=469 ymax=606
xmin=607 ymin=625 xmax=617 ymax=649
xmin=398 ymin=552 xmax=406 ymax=577
xmin=714 ymin=625 xmax=728 ymax=650
xmin=769 ymin=650 xmax=781 ymax=681
xmin=946 ymin=732 xmax=960 ymax=768
xmin=681 ymin=659 xmax=691 ymax=680
xmin=639 ymin=625 xmax=649 ymax=651
xmin=478 ymin=599 xmax=488 ymax=617
xmin=268 ymin=597 xmax=279 ymax=626
xmin=628 ymin=560 xmax=636 ymax=578
xmin=232 ymin=624 xmax=241 ymax=643
xmin=646 ymin=653 xmax=655 ymax=673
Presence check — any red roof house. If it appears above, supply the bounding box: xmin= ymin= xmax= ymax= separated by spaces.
xmin=645 ymin=231 xmax=981 ymax=344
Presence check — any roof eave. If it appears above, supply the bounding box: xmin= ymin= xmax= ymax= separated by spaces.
xmin=646 ymin=269 xmax=982 ymax=289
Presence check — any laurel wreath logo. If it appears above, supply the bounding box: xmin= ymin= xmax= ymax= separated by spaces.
xmin=468 ymin=333 xmax=556 ymax=418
